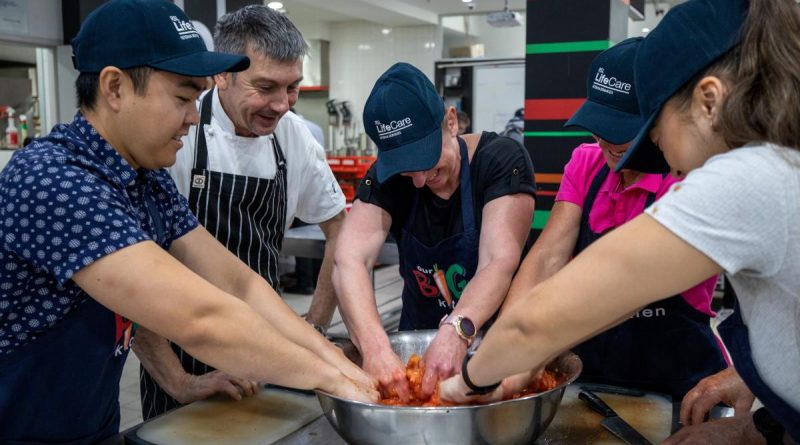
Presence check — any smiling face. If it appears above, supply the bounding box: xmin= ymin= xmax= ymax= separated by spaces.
xmin=115 ymin=70 xmax=204 ymax=169
xmin=216 ymin=48 xmax=303 ymax=137
xmin=594 ymin=136 xmax=633 ymax=171
xmin=401 ymin=107 xmax=461 ymax=195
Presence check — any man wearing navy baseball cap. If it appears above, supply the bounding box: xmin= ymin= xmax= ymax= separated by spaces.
xmin=517 ymin=37 xmax=726 ymax=400
xmin=0 ymin=1 xmax=377 ymax=443
xmin=334 ymin=62 xmax=536 ymax=402
xmin=363 ymin=62 xmax=446 ymax=183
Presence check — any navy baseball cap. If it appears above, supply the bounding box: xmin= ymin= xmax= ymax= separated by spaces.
xmin=71 ymin=0 xmax=250 ymax=76
xmin=565 ymin=37 xmax=643 ymax=144
xmin=616 ymin=0 xmax=749 ymax=173
xmin=364 ymin=63 xmax=445 ymax=183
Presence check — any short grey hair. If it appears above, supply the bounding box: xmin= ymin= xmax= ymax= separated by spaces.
xmin=214 ymin=5 xmax=309 ymax=61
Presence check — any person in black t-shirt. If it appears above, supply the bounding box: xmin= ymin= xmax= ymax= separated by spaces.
xmin=333 ymin=63 xmax=536 ymax=402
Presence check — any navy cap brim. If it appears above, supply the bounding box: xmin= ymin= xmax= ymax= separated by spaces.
xmin=615 ymin=111 xmax=670 ymax=174
xmin=375 ymin=126 xmax=442 ymax=183
xmin=564 ymin=99 xmax=643 ymax=145
xmin=150 ymin=51 xmax=250 ymax=77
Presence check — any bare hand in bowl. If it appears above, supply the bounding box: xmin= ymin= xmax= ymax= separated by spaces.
xmin=331 ymin=374 xmax=380 ymax=404
xmin=362 ymin=347 xmax=412 ymax=402
xmin=329 ymin=345 xmax=378 ymax=391
xmin=419 ymin=326 xmax=469 ymax=399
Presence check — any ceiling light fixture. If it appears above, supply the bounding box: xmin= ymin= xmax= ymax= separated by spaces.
xmin=381 ymin=28 xmax=392 ymax=35
xmin=267 ymin=1 xmax=284 ymax=10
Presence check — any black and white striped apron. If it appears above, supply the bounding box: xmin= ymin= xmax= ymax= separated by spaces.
xmin=140 ymin=89 xmax=288 ymax=420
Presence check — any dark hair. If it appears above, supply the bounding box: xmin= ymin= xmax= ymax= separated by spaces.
xmin=672 ymin=0 xmax=800 ymax=151
xmin=76 ymin=66 xmax=153 ymax=110
xmin=214 ymin=5 xmax=308 ymax=61
xmin=456 ymin=110 xmax=471 ymax=126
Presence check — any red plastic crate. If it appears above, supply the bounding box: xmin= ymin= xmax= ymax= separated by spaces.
xmin=338 ymin=182 xmax=356 ymax=202
xmin=327 ymin=156 xmax=376 ymax=179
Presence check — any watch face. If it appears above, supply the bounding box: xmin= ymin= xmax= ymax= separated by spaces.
xmin=458 ymin=317 xmax=476 ymax=337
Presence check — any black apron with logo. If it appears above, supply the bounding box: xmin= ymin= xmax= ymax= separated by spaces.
xmin=571 ymin=164 xmax=726 ymax=399
xmin=718 ymin=299 xmax=800 ymax=441
xmin=0 ymin=181 xmax=167 ymax=444
xmin=0 ymin=299 xmax=130 ymax=444
xmin=398 ymin=137 xmax=480 ymax=330
xmin=140 ymin=89 xmax=288 ymax=420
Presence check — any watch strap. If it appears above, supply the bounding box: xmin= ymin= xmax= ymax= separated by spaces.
xmin=753 ymin=407 xmax=785 ymax=445
xmin=440 ymin=314 xmax=476 ymax=345
xmin=461 ymin=350 xmax=501 ymax=395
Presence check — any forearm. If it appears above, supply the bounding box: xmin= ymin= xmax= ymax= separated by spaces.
xmin=506 ymin=244 xmax=570 ymax=304
xmin=176 ymin=294 xmax=343 ymax=392
xmin=333 ymin=259 xmax=391 ymax=356
xmin=305 ymin=234 xmax=338 ymax=328
xmin=238 ymin=275 xmax=341 ymax=362
xmin=504 ymin=201 xmax=579 ymax=309
xmin=76 ymin=242 xmax=345 ymax=393
xmin=465 ymin=215 xmax=723 ymax=387
xmin=451 ymin=260 xmax=518 ymax=330
xmin=132 ymin=327 xmax=189 ymax=397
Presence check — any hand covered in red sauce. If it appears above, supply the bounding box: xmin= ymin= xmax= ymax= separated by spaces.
xmin=380 ymin=355 xmax=559 ymax=407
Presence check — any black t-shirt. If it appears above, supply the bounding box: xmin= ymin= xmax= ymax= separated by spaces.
xmin=355 ymin=132 xmax=536 ymax=246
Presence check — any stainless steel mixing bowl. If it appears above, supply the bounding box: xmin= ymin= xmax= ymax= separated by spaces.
xmin=316 ymin=330 xmax=582 ymax=445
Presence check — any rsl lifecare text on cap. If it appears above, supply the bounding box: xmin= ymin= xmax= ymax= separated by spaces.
xmin=592 ymin=67 xmax=632 ymax=95
xmin=170 ymin=15 xmax=200 ymax=40
xmin=374 ymin=117 xmax=413 ymax=140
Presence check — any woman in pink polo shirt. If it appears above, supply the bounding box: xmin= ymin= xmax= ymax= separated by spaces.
xmin=504 ymin=37 xmax=726 ymax=399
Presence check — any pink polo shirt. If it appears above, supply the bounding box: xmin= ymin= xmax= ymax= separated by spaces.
xmin=556 ymin=143 xmax=717 ymax=317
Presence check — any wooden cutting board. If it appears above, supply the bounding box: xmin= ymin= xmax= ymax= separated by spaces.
xmin=540 ymin=385 xmax=674 ymax=444
xmin=126 ymin=387 xmax=323 ymax=445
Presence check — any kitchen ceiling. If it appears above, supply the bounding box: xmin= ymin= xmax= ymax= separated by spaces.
xmin=279 ymin=0 xmax=527 ymax=27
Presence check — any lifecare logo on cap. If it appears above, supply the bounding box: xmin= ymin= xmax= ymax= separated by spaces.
xmin=374 ymin=117 xmax=414 ymax=140
xmin=170 ymin=15 xmax=200 ymax=41
xmin=592 ymin=67 xmax=632 ymax=96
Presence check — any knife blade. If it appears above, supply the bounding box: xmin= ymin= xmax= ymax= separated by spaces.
xmin=579 ymin=389 xmax=654 ymax=445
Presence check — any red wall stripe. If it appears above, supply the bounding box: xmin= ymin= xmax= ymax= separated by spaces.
xmin=525 ymin=98 xmax=585 ymax=121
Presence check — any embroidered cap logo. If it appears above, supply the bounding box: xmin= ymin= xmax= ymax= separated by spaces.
xmin=374 ymin=118 xmax=414 ymax=140
xmin=170 ymin=15 xmax=200 ymax=41
xmin=592 ymin=66 xmax=632 ymax=96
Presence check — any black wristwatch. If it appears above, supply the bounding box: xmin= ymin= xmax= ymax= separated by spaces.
xmin=461 ymin=349 xmax=501 ymax=395
xmin=753 ymin=407 xmax=785 ymax=445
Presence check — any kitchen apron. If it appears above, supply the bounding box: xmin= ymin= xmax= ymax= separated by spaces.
xmin=571 ymin=164 xmax=726 ymax=399
xmin=0 ymin=185 xmax=167 ymax=444
xmin=0 ymin=299 xmax=129 ymax=445
xmin=718 ymin=299 xmax=800 ymax=441
xmin=140 ymin=89 xmax=288 ymax=420
xmin=398 ymin=137 xmax=479 ymax=330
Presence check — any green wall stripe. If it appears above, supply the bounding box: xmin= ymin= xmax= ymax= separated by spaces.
xmin=531 ymin=210 xmax=551 ymax=230
xmin=526 ymin=40 xmax=614 ymax=54
xmin=525 ymin=131 xmax=593 ymax=137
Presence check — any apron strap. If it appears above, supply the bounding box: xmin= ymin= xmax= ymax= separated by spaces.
xmin=456 ymin=136 xmax=476 ymax=233
xmin=642 ymin=172 xmax=668 ymax=208
xmin=271 ymin=132 xmax=286 ymax=171
xmin=193 ymin=88 xmax=214 ymax=171
xmin=580 ymin=163 xmax=610 ymax=226
xmin=141 ymin=176 xmax=167 ymax=244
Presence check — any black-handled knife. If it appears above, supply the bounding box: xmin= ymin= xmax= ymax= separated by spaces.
xmin=579 ymin=390 xmax=654 ymax=445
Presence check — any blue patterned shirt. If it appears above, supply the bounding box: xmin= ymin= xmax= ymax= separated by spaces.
xmin=0 ymin=112 xmax=199 ymax=354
